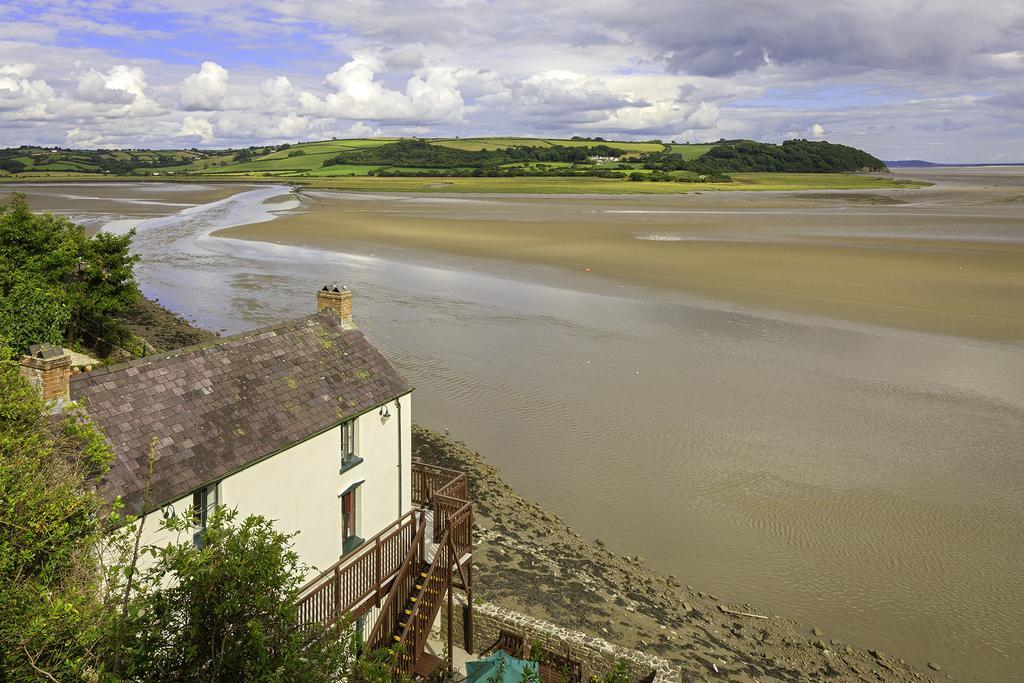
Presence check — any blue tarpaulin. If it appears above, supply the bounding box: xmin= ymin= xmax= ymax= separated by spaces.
xmin=466 ymin=650 xmax=538 ymax=683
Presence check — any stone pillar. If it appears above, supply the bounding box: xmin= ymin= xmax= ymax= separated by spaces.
xmin=19 ymin=343 xmax=72 ymax=402
xmin=316 ymin=285 xmax=353 ymax=325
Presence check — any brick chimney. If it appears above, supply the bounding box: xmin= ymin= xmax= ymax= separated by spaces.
xmin=19 ymin=343 xmax=72 ymax=402
xmin=317 ymin=284 xmax=353 ymax=325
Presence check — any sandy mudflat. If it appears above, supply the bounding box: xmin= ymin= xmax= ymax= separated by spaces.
xmin=413 ymin=425 xmax=934 ymax=682
xmin=0 ymin=182 xmax=250 ymax=221
xmin=217 ymin=180 xmax=1024 ymax=341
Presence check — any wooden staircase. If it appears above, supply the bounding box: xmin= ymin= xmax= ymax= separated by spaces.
xmin=368 ymin=500 xmax=472 ymax=679
xmin=296 ymin=462 xmax=474 ymax=680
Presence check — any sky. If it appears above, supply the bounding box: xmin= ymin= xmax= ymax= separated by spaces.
xmin=1 ymin=1 xmax=1022 ymax=162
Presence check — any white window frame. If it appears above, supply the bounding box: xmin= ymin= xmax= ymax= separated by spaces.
xmin=192 ymin=482 xmax=219 ymax=548
xmin=339 ymin=480 xmax=364 ymax=555
xmin=340 ymin=418 xmax=362 ymax=472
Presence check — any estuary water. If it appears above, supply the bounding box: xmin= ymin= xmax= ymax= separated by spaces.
xmin=7 ymin=178 xmax=1024 ymax=680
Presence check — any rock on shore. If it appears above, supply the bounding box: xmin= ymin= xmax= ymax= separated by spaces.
xmin=412 ymin=425 xmax=934 ymax=682
xmin=116 ymin=296 xmax=219 ymax=352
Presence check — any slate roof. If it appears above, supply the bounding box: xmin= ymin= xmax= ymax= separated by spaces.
xmin=70 ymin=309 xmax=411 ymax=515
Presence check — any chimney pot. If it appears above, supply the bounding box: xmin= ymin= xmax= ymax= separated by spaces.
xmin=316 ymin=284 xmax=353 ymax=325
xmin=19 ymin=343 xmax=72 ymax=402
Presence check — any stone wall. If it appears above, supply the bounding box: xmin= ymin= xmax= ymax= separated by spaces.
xmin=438 ymin=593 xmax=680 ymax=683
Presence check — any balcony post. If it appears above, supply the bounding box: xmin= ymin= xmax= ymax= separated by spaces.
xmin=447 ymin=546 xmax=454 ymax=674
xmin=465 ymin=558 xmax=474 ymax=654
xmin=375 ymin=537 xmax=382 ymax=607
xmin=333 ymin=565 xmax=341 ymax=624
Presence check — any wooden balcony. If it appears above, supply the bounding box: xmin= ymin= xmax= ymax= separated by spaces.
xmin=297 ymin=460 xmax=474 ymax=678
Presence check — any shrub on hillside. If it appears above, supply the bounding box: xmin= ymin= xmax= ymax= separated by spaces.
xmin=0 ymin=194 xmax=139 ymax=358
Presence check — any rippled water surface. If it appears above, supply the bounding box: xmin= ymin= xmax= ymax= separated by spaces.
xmin=9 ymin=178 xmax=1024 ymax=681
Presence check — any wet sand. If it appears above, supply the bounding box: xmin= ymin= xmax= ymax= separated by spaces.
xmin=1 ymin=182 xmax=250 ymax=230
xmin=12 ymin=177 xmax=1024 ymax=680
xmin=413 ymin=425 xmax=934 ymax=682
xmin=217 ymin=175 xmax=1024 ymax=341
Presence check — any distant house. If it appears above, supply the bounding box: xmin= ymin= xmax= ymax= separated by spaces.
xmin=586 ymin=155 xmax=620 ymax=163
xmin=19 ymin=286 xmax=475 ymax=678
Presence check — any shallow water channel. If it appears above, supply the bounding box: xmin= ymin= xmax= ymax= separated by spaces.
xmin=10 ymin=181 xmax=1024 ymax=681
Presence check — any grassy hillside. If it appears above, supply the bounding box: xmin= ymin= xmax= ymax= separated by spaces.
xmin=0 ymin=137 xmax=914 ymax=193
xmin=665 ymin=143 xmax=718 ymax=160
xmin=0 ymin=146 xmax=205 ymax=175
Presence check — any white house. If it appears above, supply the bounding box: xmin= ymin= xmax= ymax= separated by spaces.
xmin=64 ymin=286 xmax=413 ymax=576
xmin=20 ymin=286 xmax=475 ymax=677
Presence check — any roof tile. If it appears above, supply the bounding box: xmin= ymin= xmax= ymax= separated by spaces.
xmin=71 ymin=310 xmax=410 ymax=515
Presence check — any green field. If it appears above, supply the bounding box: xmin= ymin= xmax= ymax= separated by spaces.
xmin=666 ymin=143 xmax=719 ymax=159
xmin=0 ymin=137 xmax=923 ymax=193
xmin=430 ymin=138 xmax=554 ymax=151
xmin=200 ymin=151 xmax=341 ymax=173
xmin=0 ymin=171 xmax=929 ymax=193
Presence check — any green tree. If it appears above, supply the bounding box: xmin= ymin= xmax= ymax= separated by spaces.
xmin=0 ymin=276 xmax=70 ymax=352
xmin=1 ymin=159 xmax=26 ymax=173
xmin=108 ymin=507 xmax=359 ymax=682
xmin=0 ymin=359 xmax=113 ymax=681
xmin=0 ymin=193 xmax=140 ymax=357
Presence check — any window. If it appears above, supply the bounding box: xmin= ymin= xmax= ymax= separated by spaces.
xmin=192 ymin=483 xmax=218 ymax=548
xmin=340 ymin=482 xmax=363 ymax=554
xmin=340 ymin=419 xmax=362 ymax=472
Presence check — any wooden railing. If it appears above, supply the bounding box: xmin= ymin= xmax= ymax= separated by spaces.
xmin=296 ymin=461 xmax=474 ymax=677
xmin=443 ymin=500 xmax=473 ymax=559
xmin=366 ymin=519 xmax=426 ymax=650
xmin=411 ymin=461 xmax=468 ymax=508
xmin=297 ymin=509 xmax=421 ymax=630
xmin=411 ymin=461 xmax=471 ymax=545
xmin=392 ymin=526 xmax=458 ymax=677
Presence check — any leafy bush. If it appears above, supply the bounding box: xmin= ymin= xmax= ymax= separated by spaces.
xmin=0 ymin=194 xmax=139 ymax=358
xmin=0 ymin=363 xmax=113 ymax=681
xmin=106 ymin=507 xmax=360 ymax=681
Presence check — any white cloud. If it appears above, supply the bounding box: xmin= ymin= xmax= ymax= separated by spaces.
xmin=809 ymin=122 xmax=826 ymax=139
xmin=275 ymin=112 xmax=309 ymax=138
xmin=260 ymin=76 xmax=294 ymax=102
xmin=344 ymin=122 xmax=384 ymax=138
xmin=480 ymin=71 xmax=635 ymax=116
xmin=73 ymin=65 xmax=159 ymax=116
xmin=0 ymin=64 xmax=55 ymax=119
xmin=0 ymin=1 xmax=1022 ymax=160
xmin=300 ymin=56 xmax=464 ymax=123
xmin=592 ymin=99 xmax=720 ymax=135
xmin=0 ymin=63 xmax=37 ymax=79
xmin=181 ymin=61 xmax=230 ymax=111
xmin=65 ymin=127 xmax=105 ymax=148
xmin=178 ymin=115 xmax=214 ymax=143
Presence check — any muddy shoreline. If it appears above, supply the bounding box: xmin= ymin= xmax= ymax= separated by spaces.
xmin=116 ymin=296 xmax=219 ymax=352
xmin=215 ymin=185 xmax=1024 ymax=342
xmin=412 ymin=426 xmax=936 ymax=682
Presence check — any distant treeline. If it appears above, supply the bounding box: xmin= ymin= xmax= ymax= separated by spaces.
xmin=0 ymin=138 xmax=888 ymax=181
xmin=0 ymin=145 xmax=203 ymax=175
xmin=326 ymin=138 xmax=885 ymax=179
xmin=649 ymin=139 xmax=887 ymax=173
xmin=323 ymin=139 xmax=628 ymax=169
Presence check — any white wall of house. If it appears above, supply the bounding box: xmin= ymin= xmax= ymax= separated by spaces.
xmin=125 ymin=393 xmax=412 ymax=580
xmin=133 ymin=491 xmax=193 ymax=556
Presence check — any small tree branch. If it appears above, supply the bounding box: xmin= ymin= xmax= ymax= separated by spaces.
xmin=23 ymin=646 xmax=60 ymax=683
xmin=111 ymin=437 xmax=157 ymax=674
